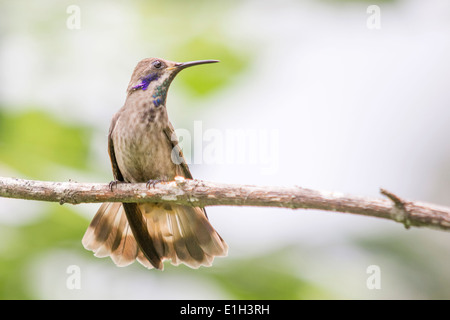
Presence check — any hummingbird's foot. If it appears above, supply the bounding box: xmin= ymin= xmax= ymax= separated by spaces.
xmin=146 ymin=179 xmax=166 ymax=189
xmin=109 ymin=180 xmax=121 ymax=191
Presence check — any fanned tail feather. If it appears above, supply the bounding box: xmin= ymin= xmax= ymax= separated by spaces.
xmin=82 ymin=202 xmax=139 ymax=267
xmin=82 ymin=202 xmax=228 ymax=270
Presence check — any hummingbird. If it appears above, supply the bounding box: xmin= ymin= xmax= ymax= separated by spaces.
xmin=82 ymin=58 xmax=228 ymax=270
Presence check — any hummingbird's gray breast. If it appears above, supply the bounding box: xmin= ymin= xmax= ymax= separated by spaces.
xmin=112 ymin=102 xmax=177 ymax=182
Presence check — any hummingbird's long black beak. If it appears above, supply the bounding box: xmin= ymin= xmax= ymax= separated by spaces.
xmin=174 ymin=60 xmax=219 ymax=70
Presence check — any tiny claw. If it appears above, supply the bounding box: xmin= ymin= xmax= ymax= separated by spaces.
xmin=109 ymin=180 xmax=120 ymax=191
xmin=146 ymin=179 xmax=161 ymax=189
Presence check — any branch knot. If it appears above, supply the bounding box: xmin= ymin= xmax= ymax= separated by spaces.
xmin=380 ymin=188 xmax=411 ymax=229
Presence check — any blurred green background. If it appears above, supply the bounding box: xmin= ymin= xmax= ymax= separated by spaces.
xmin=1 ymin=0 xmax=450 ymax=299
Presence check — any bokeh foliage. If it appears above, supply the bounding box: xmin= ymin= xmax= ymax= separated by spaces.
xmin=173 ymin=36 xmax=250 ymax=97
xmin=0 ymin=110 xmax=92 ymax=179
xmin=0 ymin=205 xmax=86 ymax=299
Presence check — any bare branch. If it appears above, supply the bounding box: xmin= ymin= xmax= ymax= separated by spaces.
xmin=1 ymin=176 xmax=449 ymax=231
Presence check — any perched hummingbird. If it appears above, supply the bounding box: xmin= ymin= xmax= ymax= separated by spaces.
xmin=82 ymin=58 xmax=228 ymax=270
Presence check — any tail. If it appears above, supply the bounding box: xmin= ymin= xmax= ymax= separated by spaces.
xmin=82 ymin=202 xmax=228 ymax=270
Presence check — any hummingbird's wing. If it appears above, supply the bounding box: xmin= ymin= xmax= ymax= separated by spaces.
xmin=108 ymin=112 xmax=124 ymax=182
xmin=163 ymin=123 xmax=213 ymax=220
xmin=163 ymin=123 xmax=193 ymax=179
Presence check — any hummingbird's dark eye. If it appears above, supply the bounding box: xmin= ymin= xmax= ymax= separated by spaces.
xmin=152 ymin=60 xmax=162 ymax=69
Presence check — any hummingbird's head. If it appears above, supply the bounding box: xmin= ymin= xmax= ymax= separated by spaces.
xmin=127 ymin=58 xmax=219 ymax=105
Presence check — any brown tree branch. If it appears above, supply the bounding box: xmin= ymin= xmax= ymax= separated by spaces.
xmin=0 ymin=176 xmax=449 ymax=231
